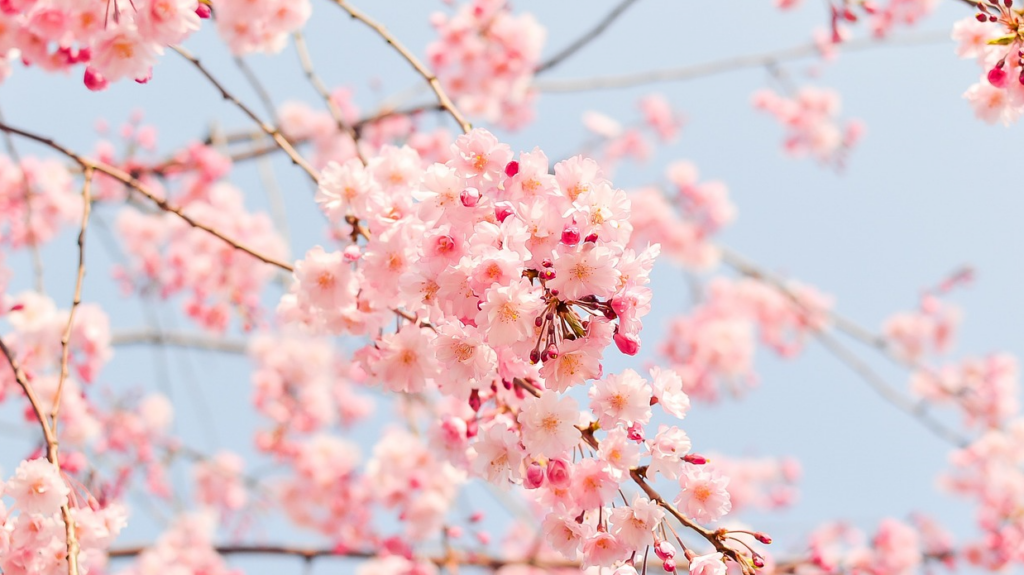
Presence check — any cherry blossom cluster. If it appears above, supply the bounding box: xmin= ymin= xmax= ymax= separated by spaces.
xmin=629 ymin=160 xmax=734 ymax=270
xmin=114 ymin=174 xmax=287 ymax=332
xmin=660 ymin=278 xmax=832 ymax=402
xmin=778 ymin=0 xmax=937 ymax=43
xmin=953 ymin=9 xmax=1024 ymax=125
xmin=249 ymin=334 xmax=374 ymax=454
xmin=752 ymin=87 xmax=865 ymax=169
xmin=213 ymin=0 xmax=310 ymax=56
xmin=118 ymin=513 xmax=239 ymax=575
xmin=883 ymin=293 xmax=961 ymax=363
xmin=0 ymin=458 xmax=127 ymax=575
xmin=581 ymin=94 xmax=686 ymax=172
xmin=800 ymin=517 xmax=953 ymax=575
xmin=0 ymin=154 xmax=82 ymax=249
xmin=426 ymin=0 xmax=546 ymax=129
xmin=0 ymin=0 xmax=203 ymax=89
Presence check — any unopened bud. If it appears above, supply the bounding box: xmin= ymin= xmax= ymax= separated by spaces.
xmin=83 ymin=67 xmax=108 ymax=92
xmin=460 ymin=187 xmax=480 ymax=207
xmin=546 ymin=458 xmax=571 ymax=487
xmin=683 ymin=453 xmax=708 ymax=465
xmin=505 ymin=161 xmax=519 ymax=178
xmin=584 ymin=232 xmax=598 ymax=243
xmin=626 ymin=422 xmax=645 ymax=442
xmin=529 ymin=349 xmax=541 ymax=364
xmin=525 ymin=462 xmax=545 ymax=489
xmin=468 ymin=389 xmax=482 ymax=412
xmin=754 ymin=532 xmax=772 ymax=545
xmin=988 ymin=66 xmax=1008 ymax=88
xmin=613 ymin=331 xmax=640 ymax=356
xmin=196 ymin=2 xmax=211 ymax=17
xmin=495 ymin=203 xmax=514 ymax=222
xmin=654 ymin=540 xmax=676 ymax=560
xmin=662 ymin=558 xmax=677 ymax=572
xmin=561 ymin=225 xmax=581 ymax=246
xmin=753 ymin=555 xmax=766 ymax=568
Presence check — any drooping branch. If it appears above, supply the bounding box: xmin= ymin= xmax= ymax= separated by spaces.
xmin=534 ymin=30 xmax=950 ymax=92
xmin=535 ymin=0 xmax=642 ymax=74
xmin=171 ymin=46 xmax=320 ymax=183
xmin=292 ymin=30 xmax=367 ymax=165
xmin=0 ymin=336 xmax=80 ymax=575
xmin=0 ymin=122 xmax=295 ymax=273
xmin=110 ymin=329 xmax=248 ymax=354
xmin=52 ymin=167 xmax=94 ymax=423
xmin=329 ymin=0 xmax=473 ymax=134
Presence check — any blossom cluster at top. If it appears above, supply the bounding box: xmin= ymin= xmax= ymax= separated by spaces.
xmin=0 ymin=0 xmax=311 ymax=90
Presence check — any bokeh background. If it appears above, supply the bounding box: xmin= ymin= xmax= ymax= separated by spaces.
xmin=0 ymin=0 xmax=1019 ymax=572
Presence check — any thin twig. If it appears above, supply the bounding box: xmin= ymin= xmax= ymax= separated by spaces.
xmin=51 ymin=168 xmax=93 ymax=423
xmin=534 ymin=30 xmax=950 ymax=92
xmin=110 ymin=329 xmax=248 ymax=354
xmin=535 ymin=0 xmax=641 ymax=73
xmin=171 ymin=46 xmax=320 ymax=183
xmin=292 ymin=31 xmax=367 ymax=164
xmin=0 ymin=336 xmax=80 ymax=575
xmin=330 ymin=0 xmax=472 ymax=134
xmin=0 ymin=122 xmax=294 ymax=273
xmin=814 ymin=331 xmax=969 ymax=447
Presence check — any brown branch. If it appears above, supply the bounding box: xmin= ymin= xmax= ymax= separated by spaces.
xmin=534 ymin=30 xmax=950 ymax=92
xmin=292 ymin=31 xmax=367 ymax=165
xmin=0 ymin=336 xmax=80 ymax=575
xmin=106 ymin=544 xmax=581 ymax=569
xmin=330 ymin=0 xmax=472 ymax=134
xmin=170 ymin=46 xmax=320 ymax=183
xmin=51 ymin=168 xmax=93 ymax=422
xmin=535 ymin=0 xmax=641 ymax=74
xmin=0 ymin=122 xmax=294 ymax=273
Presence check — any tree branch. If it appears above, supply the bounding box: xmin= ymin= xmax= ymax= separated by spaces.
xmin=535 ymin=0 xmax=642 ymax=74
xmin=110 ymin=329 xmax=248 ymax=354
xmin=330 ymin=0 xmax=472 ymax=134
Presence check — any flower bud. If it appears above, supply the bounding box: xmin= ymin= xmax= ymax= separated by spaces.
xmin=546 ymin=458 xmax=571 ymax=487
xmin=754 ymin=532 xmax=772 ymax=545
xmin=626 ymin=422 xmax=645 ymax=442
xmin=662 ymin=558 xmax=677 ymax=572
xmin=561 ymin=225 xmax=581 ymax=246
xmin=989 ymin=66 xmax=1008 ymax=88
xmin=584 ymin=232 xmax=599 ymax=243
xmin=753 ymin=555 xmax=765 ymax=568
xmin=495 ymin=203 xmax=514 ymax=222
xmin=468 ymin=389 xmax=482 ymax=412
xmin=614 ymin=331 xmax=640 ymax=355
xmin=524 ymin=462 xmax=545 ymax=489
xmin=505 ymin=161 xmax=519 ymax=177
xmin=84 ymin=67 xmax=108 ymax=92
xmin=196 ymin=2 xmax=212 ymax=17
xmin=654 ymin=540 xmax=676 ymax=560
xmin=460 ymin=187 xmax=481 ymax=207
xmin=683 ymin=453 xmax=708 ymax=465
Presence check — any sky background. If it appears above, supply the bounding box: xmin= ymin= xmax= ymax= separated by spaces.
xmin=0 ymin=0 xmax=1021 ymax=572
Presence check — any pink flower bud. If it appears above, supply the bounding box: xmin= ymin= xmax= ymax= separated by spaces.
xmin=663 ymin=558 xmax=677 ymax=572
xmin=525 ymin=462 xmax=545 ymax=489
xmin=753 ymin=555 xmax=766 ymax=568
xmin=84 ymin=67 xmax=108 ymax=92
xmin=343 ymin=245 xmax=362 ymax=262
xmin=561 ymin=225 xmax=581 ymax=245
xmin=546 ymin=458 xmax=571 ymax=487
xmin=495 ymin=203 xmax=514 ymax=222
xmin=460 ymin=187 xmax=480 ymax=207
xmin=683 ymin=453 xmax=708 ymax=465
xmin=196 ymin=2 xmax=212 ymax=17
xmin=468 ymin=389 xmax=482 ymax=412
xmin=754 ymin=532 xmax=772 ymax=545
xmin=505 ymin=160 xmax=519 ymax=177
xmin=614 ymin=331 xmax=640 ymax=355
xmin=469 ymin=511 xmax=484 ymax=522
xmin=626 ymin=422 xmax=645 ymax=441
xmin=584 ymin=232 xmax=599 ymax=243
xmin=654 ymin=540 xmax=676 ymax=560
xmin=988 ymin=66 xmax=1008 ymax=88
